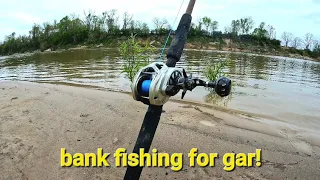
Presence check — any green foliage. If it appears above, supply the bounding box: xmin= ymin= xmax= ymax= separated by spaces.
xmin=240 ymin=17 xmax=254 ymax=34
xmin=204 ymin=55 xmax=230 ymax=81
xmin=189 ymin=17 xmax=218 ymax=37
xmin=0 ymin=9 xmax=319 ymax=60
xmin=252 ymin=22 xmax=268 ymax=39
xmin=210 ymin=21 xmax=219 ymax=34
xmin=189 ymin=23 xmax=203 ymax=36
xmin=120 ymin=34 xmax=154 ymax=82
xmin=152 ymin=17 xmax=169 ymax=35
xmin=203 ymin=55 xmax=234 ymax=106
xmin=231 ymin=20 xmax=241 ymax=36
xmin=310 ymin=41 xmax=320 ymax=58
xmin=0 ymin=9 xmax=153 ymax=56
xmin=202 ymin=17 xmax=212 ymax=33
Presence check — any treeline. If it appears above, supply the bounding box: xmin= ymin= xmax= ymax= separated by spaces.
xmin=189 ymin=17 xmax=282 ymax=51
xmin=0 ymin=9 xmax=319 ymax=59
xmin=189 ymin=17 xmax=319 ymax=59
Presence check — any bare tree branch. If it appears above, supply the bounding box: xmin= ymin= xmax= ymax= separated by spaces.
xmin=281 ymin=32 xmax=293 ymax=47
xmin=304 ymin=33 xmax=314 ymax=50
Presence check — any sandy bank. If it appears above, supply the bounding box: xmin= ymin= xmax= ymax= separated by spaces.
xmin=0 ymin=81 xmax=319 ymax=180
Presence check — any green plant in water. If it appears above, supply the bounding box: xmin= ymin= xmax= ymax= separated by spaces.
xmin=204 ymin=55 xmax=231 ymax=81
xmin=203 ymin=54 xmax=234 ymax=106
xmin=120 ymin=34 xmax=154 ymax=82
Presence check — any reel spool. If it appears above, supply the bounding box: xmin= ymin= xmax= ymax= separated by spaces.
xmin=131 ymin=62 xmax=184 ymax=106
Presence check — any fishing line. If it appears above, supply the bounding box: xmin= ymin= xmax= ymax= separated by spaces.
xmin=158 ymin=0 xmax=185 ymax=61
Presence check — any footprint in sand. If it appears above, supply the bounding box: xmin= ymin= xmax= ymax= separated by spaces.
xmin=279 ymin=129 xmax=314 ymax=156
xmin=200 ymin=120 xmax=216 ymax=127
xmin=290 ymin=140 xmax=314 ymax=156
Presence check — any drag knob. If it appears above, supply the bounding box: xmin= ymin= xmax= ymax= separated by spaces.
xmin=215 ymin=77 xmax=231 ymax=97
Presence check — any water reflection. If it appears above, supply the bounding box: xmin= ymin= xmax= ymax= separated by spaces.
xmin=204 ymin=89 xmax=234 ymax=107
xmin=1 ymin=49 xmax=320 ymax=123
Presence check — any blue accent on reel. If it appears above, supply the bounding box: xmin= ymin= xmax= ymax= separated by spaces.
xmin=141 ymin=80 xmax=152 ymax=96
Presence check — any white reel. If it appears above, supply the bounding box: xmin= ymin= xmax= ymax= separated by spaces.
xmin=131 ymin=62 xmax=184 ymax=106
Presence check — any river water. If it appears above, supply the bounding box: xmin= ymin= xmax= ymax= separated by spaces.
xmin=1 ymin=49 xmax=319 ymax=127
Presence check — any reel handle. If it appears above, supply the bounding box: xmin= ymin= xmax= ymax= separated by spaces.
xmin=212 ymin=77 xmax=232 ymax=97
xmin=201 ymin=77 xmax=232 ymax=97
xmin=168 ymin=76 xmax=231 ymax=99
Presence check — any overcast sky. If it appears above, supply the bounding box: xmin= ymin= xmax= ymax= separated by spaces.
xmin=0 ymin=0 xmax=320 ymax=42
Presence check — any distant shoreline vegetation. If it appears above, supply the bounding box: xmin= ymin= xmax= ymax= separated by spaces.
xmin=0 ymin=9 xmax=319 ymax=60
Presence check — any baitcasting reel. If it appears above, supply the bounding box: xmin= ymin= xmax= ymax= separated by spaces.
xmin=131 ymin=62 xmax=231 ymax=106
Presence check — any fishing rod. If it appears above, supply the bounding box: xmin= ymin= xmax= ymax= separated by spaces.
xmin=124 ymin=0 xmax=231 ymax=179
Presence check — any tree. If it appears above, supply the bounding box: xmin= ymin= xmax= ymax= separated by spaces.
xmin=189 ymin=22 xmax=201 ymax=36
xmin=281 ymin=32 xmax=293 ymax=47
xmin=83 ymin=10 xmax=96 ymax=31
xmin=122 ymin=12 xmax=133 ymax=30
xmin=230 ymin=20 xmax=241 ymax=35
xmin=132 ymin=20 xmax=143 ymax=34
xmin=252 ymin=22 xmax=268 ymax=39
xmin=140 ymin=23 xmax=150 ymax=35
xmin=1 ymin=7 xmax=318 ymax=60
xmin=240 ymin=17 xmax=254 ymax=34
xmin=312 ymin=40 xmax=320 ymax=58
xmin=30 ymin=24 xmax=41 ymax=48
xmin=105 ymin=9 xmax=119 ymax=33
xmin=210 ymin=21 xmax=218 ymax=34
xmin=42 ymin=22 xmax=52 ymax=40
xmin=225 ymin=19 xmax=241 ymax=37
xmin=152 ymin=17 xmax=168 ymax=33
xmin=291 ymin=37 xmax=302 ymax=49
xmin=202 ymin=16 xmax=212 ymax=33
xmin=303 ymin=33 xmax=314 ymax=50
xmin=266 ymin=25 xmax=276 ymax=39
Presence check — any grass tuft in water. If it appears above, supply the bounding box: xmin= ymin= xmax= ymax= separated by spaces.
xmin=119 ymin=34 xmax=154 ymax=82
xmin=204 ymin=55 xmax=231 ymax=81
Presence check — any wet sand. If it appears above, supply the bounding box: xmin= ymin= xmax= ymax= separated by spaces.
xmin=1 ymin=81 xmax=319 ymax=180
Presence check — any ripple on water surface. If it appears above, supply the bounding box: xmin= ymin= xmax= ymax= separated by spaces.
xmin=1 ymin=49 xmax=320 ymax=129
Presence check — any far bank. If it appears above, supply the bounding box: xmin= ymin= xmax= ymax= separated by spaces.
xmin=33 ymin=35 xmax=320 ymax=62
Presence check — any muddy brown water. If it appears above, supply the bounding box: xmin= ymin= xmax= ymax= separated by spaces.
xmin=1 ymin=48 xmax=320 ymax=128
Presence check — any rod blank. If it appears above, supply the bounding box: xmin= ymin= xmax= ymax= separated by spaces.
xmin=186 ymin=0 xmax=196 ymax=14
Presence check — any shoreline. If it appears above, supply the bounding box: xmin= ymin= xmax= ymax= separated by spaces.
xmin=1 ymin=80 xmax=319 ymax=179
xmin=1 ymin=44 xmax=319 ymax=63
